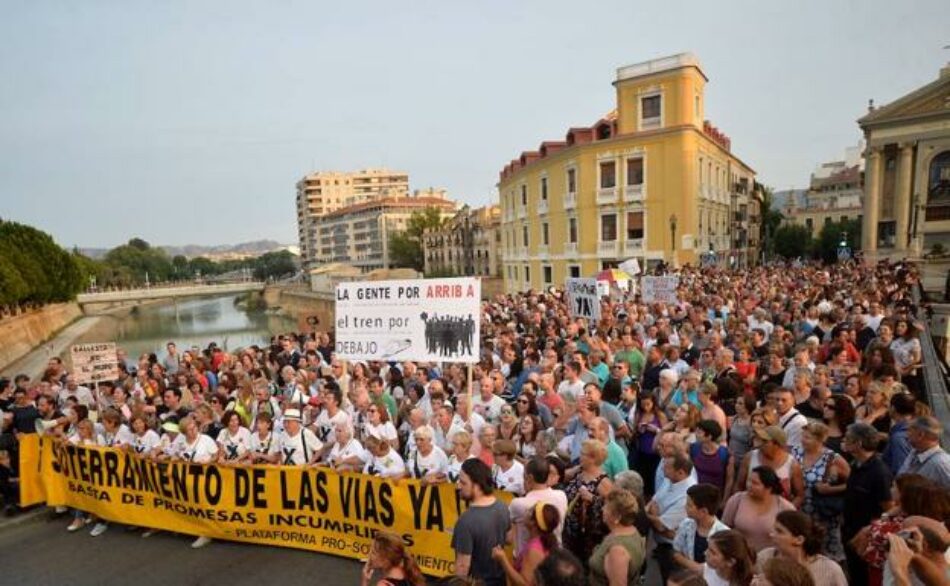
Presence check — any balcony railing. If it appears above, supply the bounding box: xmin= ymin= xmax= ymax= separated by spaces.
xmin=537 ymin=244 xmax=548 ymax=256
xmin=623 ymin=239 xmax=643 ymax=255
xmin=597 ymin=187 xmax=619 ymax=205
xmin=564 ymin=191 xmax=577 ymax=209
xmin=563 ymin=242 xmax=578 ymax=256
xmin=624 ymin=184 xmax=644 ymax=203
xmin=538 ymin=199 xmax=549 ymax=214
xmin=517 ymin=206 xmax=526 ymax=219
xmin=599 ymin=241 xmax=619 ymax=257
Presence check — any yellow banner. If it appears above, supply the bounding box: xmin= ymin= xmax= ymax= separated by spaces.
xmin=19 ymin=436 xmax=502 ymax=577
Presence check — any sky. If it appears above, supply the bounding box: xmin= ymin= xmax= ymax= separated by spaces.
xmin=0 ymin=0 xmax=947 ymax=249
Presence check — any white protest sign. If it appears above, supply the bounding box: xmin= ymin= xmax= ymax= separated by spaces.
xmin=641 ymin=276 xmax=680 ymax=304
xmin=70 ymin=342 xmax=119 ymax=384
xmin=335 ymin=277 xmax=481 ymax=363
xmin=565 ymin=278 xmax=601 ymax=320
xmin=619 ymin=258 xmax=641 ymax=276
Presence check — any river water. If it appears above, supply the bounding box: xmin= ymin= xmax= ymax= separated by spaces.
xmin=83 ymin=295 xmax=296 ymax=359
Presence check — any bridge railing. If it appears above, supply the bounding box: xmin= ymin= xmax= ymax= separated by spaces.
xmin=913 ymin=286 xmax=950 ymax=450
xmin=77 ymin=281 xmax=265 ymax=303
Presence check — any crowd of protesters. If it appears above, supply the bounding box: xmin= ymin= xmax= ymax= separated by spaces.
xmin=1 ymin=258 xmax=949 ymax=586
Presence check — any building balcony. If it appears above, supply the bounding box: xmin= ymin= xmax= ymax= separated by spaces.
xmin=517 ymin=207 xmax=527 ymax=219
xmin=623 ymin=239 xmax=643 ymax=255
xmin=537 ymin=244 xmax=548 ymax=257
xmin=538 ymin=199 xmax=549 ymax=214
xmin=597 ymin=187 xmax=619 ymax=205
xmin=599 ymin=241 xmax=619 ymax=257
xmin=563 ymin=242 xmax=578 ymax=256
xmin=564 ymin=191 xmax=577 ymax=209
xmin=504 ymin=210 xmax=514 ymax=222
xmin=624 ymin=184 xmax=645 ymax=203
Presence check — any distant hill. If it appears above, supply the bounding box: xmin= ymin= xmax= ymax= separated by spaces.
xmin=80 ymin=240 xmax=292 ymax=260
xmin=161 ymin=240 xmax=287 ymax=259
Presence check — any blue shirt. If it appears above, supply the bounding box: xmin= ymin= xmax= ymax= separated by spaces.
xmin=882 ymin=419 xmax=912 ymax=475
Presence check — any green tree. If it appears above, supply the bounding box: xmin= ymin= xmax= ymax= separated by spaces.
xmin=388 ymin=207 xmax=445 ymax=271
xmin=103 ymin=238 xmax=174 ymax=284
xmin=756 ymin=183 xmax=785 ymax=260
xmin=773 ymin=224 xmax=813 ymax=259
xmin=188 ymin=256 xmax=221 ymax=278
xmin=252 ymin=250 xmax=297 ymax=281
xmin=816 ymin=218 xmax=861 ymax=263
xmin=0 ymin=220 xmax=85 ymax=307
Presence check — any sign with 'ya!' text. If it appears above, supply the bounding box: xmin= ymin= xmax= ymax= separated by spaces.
xmin=641 ymin=276 xmax=680 ymax=304
xmin=19 ymin=435 xmax=505 ymax=578
xmin=335 ymin=277 xmax=480 ymax=363
xmin=70 ymin=342 xmax=119 ymax=385
xmin=565 ymin=278 xmax=601 ymax=320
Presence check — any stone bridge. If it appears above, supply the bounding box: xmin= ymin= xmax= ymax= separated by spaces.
xmin=76 ymin=282 xmax=265 ymax=310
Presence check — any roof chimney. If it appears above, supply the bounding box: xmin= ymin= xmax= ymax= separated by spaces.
xmin=867 ymin=99 xmax=875 ymax=113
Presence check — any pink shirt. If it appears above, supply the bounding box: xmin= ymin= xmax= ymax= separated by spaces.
xmin=722 ymin=491 xmax=795 ymax=552
xmin=508 ymin=487 xmax=569 ymax=556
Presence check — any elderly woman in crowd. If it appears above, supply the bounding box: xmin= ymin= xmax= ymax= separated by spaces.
xmin=588 ymin=489 xmax=647 ymax=586
xmin=407 ymin=425 xmax=448 ymax=485
xmin=563 ymin=439 xmax=614 ymax=565
xmin=325 ymin=419 xmax=365 ymax=472
xmin=791 ymin=422 xmax=850 ymax=561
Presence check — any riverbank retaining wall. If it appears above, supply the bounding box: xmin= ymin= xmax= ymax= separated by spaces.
xmin=0 ymin=303 xmax=83 ymax=372
xmin=263 ymin=286 xmax=335 ymax=332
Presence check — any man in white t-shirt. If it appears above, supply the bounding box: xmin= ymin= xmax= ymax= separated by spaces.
xmin=58 ymin=375 xmax=94 ymax=408
xmin=556 ymin=362 xmax=585 ymax=401
xmin=471 ymin=377 xmax=506 ymax=424
xmin=313 ymin=383 xmax=350 ymax=458
xmin=270 ymin=408 xmax=322 ymax=466
xmin=454 ymin=394 xmax=486 ymax=439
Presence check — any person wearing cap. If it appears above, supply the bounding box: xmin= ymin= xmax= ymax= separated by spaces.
xmin=268 ymin=408 xmax=322 ymax=466
xmin=897 ymin=416 xmax=950 ymax=489
xmin=736 ymin=425 xmax=804 ymax=507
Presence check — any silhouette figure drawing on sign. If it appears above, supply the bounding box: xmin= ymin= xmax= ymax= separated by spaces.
xmin=420 ymin=312 xmax=475 ymax=358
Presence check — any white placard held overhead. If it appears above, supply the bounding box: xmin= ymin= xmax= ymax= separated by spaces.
xmin=70 ymin=342 xmax=120 ymax=384
xmin=334 ymin=277 xmax=481 ymax=363
xmin=641 ymin=276 xmax=680 ymax=304
xmin=619 ymin=258 xmax=641 ymax=276
xmin=565 ymin=278 xmax=601 ymax=320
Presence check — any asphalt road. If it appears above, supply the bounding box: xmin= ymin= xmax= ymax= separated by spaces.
xmin=0 ymin=512 xmax=363 ymax=586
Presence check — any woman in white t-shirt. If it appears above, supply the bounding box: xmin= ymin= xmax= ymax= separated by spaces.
xmin=129 ymin=415 xmax=161 ymax=457
xmin=173 ymin=416 xmax=219 ymax=549
xmin=66 ymin=420 xmax=101 ymax=532
xmin=363 ymin=402 xmax=399 ymax=450
xmin=491 ymin=439 xmax=525 ymax=495
xmin=216 ymin=411 xmax=252 ymax=463
xmin=245 ymin=411 xmax=276 ymax=464
xmin=100 ymin=409 xmax=134 ymax=448
xmin=406 ymin=426 xmax=448 ymax=485
xmin=446 ymin=431 xmax=475 ymax=483
xmin=325 ymin=420 xmax=366 ymax=473
xmin=363 ymin=435 xmax=406 ymax=480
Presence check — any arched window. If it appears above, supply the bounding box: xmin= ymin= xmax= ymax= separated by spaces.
xmin=927 ymin=151 xmax=950 ymax=221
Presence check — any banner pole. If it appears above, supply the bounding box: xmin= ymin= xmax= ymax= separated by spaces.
xmin=466 ymin=364 xmax=473 ymax=423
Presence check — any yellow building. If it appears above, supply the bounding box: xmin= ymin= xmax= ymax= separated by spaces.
xmin=497 ymin=53 xmax=758 ymax=293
